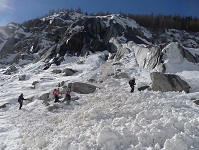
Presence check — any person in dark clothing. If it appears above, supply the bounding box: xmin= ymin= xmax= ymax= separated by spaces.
xmin=18 ymin=93 xmax=27 ymax=110
xmin=64 ymin=86 xmax=72 ymax=105
xmin=53 ymin=88 xmax=60 ymax=103
xmin=129 ymin=78 xmax=136 ymax=93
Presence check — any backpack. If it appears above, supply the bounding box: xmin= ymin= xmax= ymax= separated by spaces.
xmin=53 ymin=89 xmax=59 ymax=96
xmin=129 ymin=79 xmax=135 ymax=86
xmin=18 ymin=96 xmax=22 ymax=103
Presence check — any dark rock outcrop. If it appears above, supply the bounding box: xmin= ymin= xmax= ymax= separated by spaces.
xmin=150 ymin=72 xmax=190 ymax=93
xmin=62 ymin=68 xmax=78 ymax=76
xmin=19 ymin=75 xmax=26 ymax=81
xmin=138 ymin=86 xmax=151 ymax=91
xmin=68 ymin=82 xmax=96 ymax=94
xmin=52 ymin=69 xmax=62 ymax=74
xmin=0 ymin=103 xmax=9 ymax=109
xmin=39 ymin=93 xmax=50 ymax=101
xmin=193 ymin=100 xmax=199 ymax=105
xmin=42 ymin=15 xmax=148 ymax=64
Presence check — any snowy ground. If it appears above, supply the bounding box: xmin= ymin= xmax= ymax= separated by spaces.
xmin=0 ymin=46 xmax=199 ymax=150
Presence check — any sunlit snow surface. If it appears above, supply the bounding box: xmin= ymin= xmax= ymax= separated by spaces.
xmin=0 ymin=43 xmax=199 ymax=150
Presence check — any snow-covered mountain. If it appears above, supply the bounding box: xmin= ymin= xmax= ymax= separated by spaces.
xmin=0 ymin=11 xmax=199 ymax=67
xmin=0 ymin=12 xmax=199 ymax=150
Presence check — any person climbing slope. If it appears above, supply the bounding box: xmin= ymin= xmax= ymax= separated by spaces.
xmin=18 ymin=93 xmax=28 ymax=110
xmin=129 ymin=78 xmax=136 ymax=93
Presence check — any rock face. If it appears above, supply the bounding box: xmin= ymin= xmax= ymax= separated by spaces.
xmin=114 ymin=44 xmax=131 ymax=61
xmin=1 ymin=37 xmax=20 ymax=56
xmin=0 ymin=12 xmax=199 ymax=70
xmin=162 ymin=42 xmax=199 ymax=64
xmin=3 ymin=65 xmax=17 ymax=75
xmin=0 ymin=12 xmax=161 ymax=67
xmin=129 ymin=42 xmax=164 ymax=70
xmin=150 ymin=72 xmax=190 ymax=93
xmin=49 ymin=16 xmax=146 ymax=64
xmin=127 ymin=41 xmax=199 ymax=72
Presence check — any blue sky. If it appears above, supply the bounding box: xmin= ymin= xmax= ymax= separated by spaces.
xmin=0 ymin=0 xmax=199 ymax=26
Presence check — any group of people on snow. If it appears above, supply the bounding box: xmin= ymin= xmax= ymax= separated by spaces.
xmin=18 ymin=78 xmax=136 ymax=110
xmin=53 ymin=86 xmax=72 ymax=104
xmin=18 ymin=85 xmax=72 ymax=110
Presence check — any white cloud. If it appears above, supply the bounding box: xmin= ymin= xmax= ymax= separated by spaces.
xmin=0 ymin=0 xmax=15 ymax=11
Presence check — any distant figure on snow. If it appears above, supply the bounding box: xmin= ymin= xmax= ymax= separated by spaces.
xmin=18 ymin=93 xmax=28 ymax=110
xmin=129 ymin=78 xmax=136 ymax=93
xmin=64 ymin=86 xmax=72 ymax=105
xmin=53 ymin=88 xmax=60 ymax=103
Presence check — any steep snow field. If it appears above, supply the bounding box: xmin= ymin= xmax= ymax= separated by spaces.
xmin=0 ymin=46 xmax=199 ymax=150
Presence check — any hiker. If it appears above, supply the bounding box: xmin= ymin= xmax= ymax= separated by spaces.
xmin=129 ymin=78 xmax=136 ymax=93
xmin=53 ymin=88 xmax=60 ymax=103
xmin=64 ymin=86 xmax=72 ymax=105
xmin=18 ymin=93 xmax=28 ymax=110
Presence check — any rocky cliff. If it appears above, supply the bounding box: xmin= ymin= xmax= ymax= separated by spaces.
xmin=0 ymin=12 xmax=199 ymax=70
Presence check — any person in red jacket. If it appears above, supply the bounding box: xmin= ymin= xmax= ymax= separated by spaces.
xmin=18 ymin=93 xmax=27 ymax=110
xmin=53 ymin=88 xmax=60 ymax=103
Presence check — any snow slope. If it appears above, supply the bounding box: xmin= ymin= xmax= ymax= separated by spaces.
xmin=0 ymin=43 xmax=199 ymax=150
